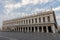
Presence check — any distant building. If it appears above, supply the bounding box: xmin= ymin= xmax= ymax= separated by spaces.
xmin=58 ymin=26 xmax=60 ymax=30
xmin=57 ymin=26 xmax=60 ymax=33
xmin=2 ymin=10 xmax=58 ymax=33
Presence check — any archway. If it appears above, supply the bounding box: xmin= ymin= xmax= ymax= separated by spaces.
xmin=43 ymin=26 xmax=46 ymax=33
xmin=23 ymin=27 xmax=25 ymax=32
xmin=29 ymin=27 xmax=31 ymax=32
xmin=39 ymin=26 xmax=42 ymax=32
xmin=26 ymin=27 xmax=27 ymax=32
xmin=35 ymin=27 xmax=37 ymax=32
xmin=32 ymin=27 xmax=34 ymax=32
xmin=48 ymin=26 xmax=52 ymax=33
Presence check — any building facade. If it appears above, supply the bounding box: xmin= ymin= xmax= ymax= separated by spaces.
xmin=2 ymin=11 xmax=58 ymax=33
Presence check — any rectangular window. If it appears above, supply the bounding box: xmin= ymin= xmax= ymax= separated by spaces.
xmin=21 ymin=21 xmax=22 ymax=24
xmin=35 ymin=18 xmax=37 ymax=23
xmin=24 ymin=20 xmax=25 ymax=24
xmin=47 ymin=16 xmax=50 ymax=22
xmin=19 ymin=21 xmax=20 ymax=24
xmin=39 ymin=18 xmax=41 ymax=23
xmin=29 ymin=19 xmax=30 ymax=24
xmin=26 ymin=20 xmax=28 ymax=24
xmin=43 ymin=17 xmax=45 ymax=22
xmin=32 ymin=19 xmax=34 ymax=23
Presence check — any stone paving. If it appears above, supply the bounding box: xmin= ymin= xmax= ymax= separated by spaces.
xmin=0 ymin=32 xmax=60 ymax=40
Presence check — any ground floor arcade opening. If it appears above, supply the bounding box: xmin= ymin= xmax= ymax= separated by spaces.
xmin=10 ymin=25 xmax=55 ymax=33
xmin=48 ymin=26 xmax=52 ymax=33
xmin=43 ymin=26 xmax=46 ymax=33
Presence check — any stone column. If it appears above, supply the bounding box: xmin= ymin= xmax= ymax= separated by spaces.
xmin=46 ymin=26 xmax=48 ymax=33
xmin=52 ymin=25 xmax=55 ymax=33
xmin=30 ymin=27 xmax=32 ymax=32
xmin=20 ymin=27 xmax=21 ymax=32
xmin=20 ymin=27 xmax=22 ymax=32
xmin=42 ymin=26 xmax=44 ymax=32
xmin=38 ymin=27 xmax=39 ymax=32
xmin=25 ymin=27 xmax=26 ymax=32
xmin=27 ymin=27 xmax=29 ymax=32
xmin=34 ymin=27 xmax=35 ymax=32
xmin=22 ymin=27 xmax=23 ymax=32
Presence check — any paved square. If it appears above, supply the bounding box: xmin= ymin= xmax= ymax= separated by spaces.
xmin=0 ymin=32 xmax=60 ymax=40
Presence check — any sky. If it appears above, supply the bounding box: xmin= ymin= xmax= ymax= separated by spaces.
xmin=0 ymin=0 xmax=60 ymax=28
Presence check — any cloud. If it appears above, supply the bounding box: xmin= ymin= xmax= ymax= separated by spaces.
xmin=21 ymin=0 xmax=50 ymax=5
xmin=53 ymin=6 xmax=60 ymax=11
xmin=56 ymin=0 xmax=60 ymax=1
xmin=5 ymin=3 xmax=21 ymax=10
xmin=56 ymin=15 xmax=60 ymax=19
xmin=4 ymin=0 xmax=53 ymax=15
xmin=5 ymin=0 xmax=51 ymax=10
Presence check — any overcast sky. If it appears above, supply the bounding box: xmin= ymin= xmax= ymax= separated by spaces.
xmin=0 ymin=0 xmax=60 ymax=28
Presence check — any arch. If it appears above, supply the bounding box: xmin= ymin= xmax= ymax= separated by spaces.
xmin=39 ymin=26 xmax=42 ymax=32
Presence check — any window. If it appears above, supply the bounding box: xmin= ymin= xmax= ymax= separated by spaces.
xmin=19 ymin=21 xmax=20 ymax=24
xmin=17 ymin=21 xmax=18 ymax=24
xmin=47 ymin=16 xmax=50 ymax=22
xmin=32 ymin=19 xmax=34 ymax=23
xmin=26 ymin=20 xmax=28 ymax=24
xmin=43 ymin=17 xmax=45 ymax=22
xmin=21 ymin=21 xmax=22 ymax=24
xmin=23 ymin=20 xmax=25 ymax=24
xmin=39 ymin=18 xmax=41 ymax=23
xmin=35 ymin=18 xmax=37 ymax=23
xmin=29 ymin=19 xmax=30 ymax=24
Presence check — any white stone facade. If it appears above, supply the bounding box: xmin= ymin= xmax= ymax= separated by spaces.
xmin=2 ymin=11 xmax=58 ymax=33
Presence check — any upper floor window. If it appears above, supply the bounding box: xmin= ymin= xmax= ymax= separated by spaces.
xmin=26 ymin=20 xmax=28 ymax=24
xmin=43 ymin=17 xmax=45 ymax=22
xmin=19 ymin=21 xmax=20 ymax=24
xmin=39 ymin=17 xmax=41 ymax=23
xmin=24 ymin=20 xmax=25 ymax=24
xmin=21 ymin=21 xmax=23 ymax=24
xmin=17 ymin=21 xmax=18 ymax=24
xmin=35 ymin=18 xmax=37 ymax=23
xmin=29 ymin=19 xmax=30 ymax=24
xmin=32 ymin=19 xmax=34 ymax=23
xmin=47 ymin=16 xmax=50 ymax=22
